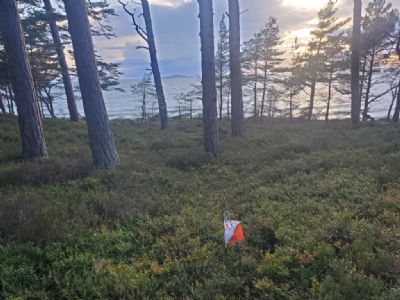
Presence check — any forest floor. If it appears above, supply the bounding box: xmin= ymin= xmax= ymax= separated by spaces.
xmin=0 ymin=115 xmax=400 ymax=299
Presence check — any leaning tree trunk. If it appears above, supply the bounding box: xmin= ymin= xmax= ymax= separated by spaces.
xmin=198 ymin=0 xmax=219 ymax=156
xmin=0 ymin=0 xmax=48 ymax=159
xmin=393 ymin=80 xmax=400 ymax=123
xmin=228 ymin=0 xmax=244 ymax=137
xmin=141 ymin=0 xmax=168 ymax=130
xmin=351 ymin=0 xmax=362 ymax=126
xmin=43 ymin=0 xmax=79 ymax=122
xmin=0 ymin=94 xmax=6 ymax=114
xmin=63 ymin=0 xmax=119 ymax=169
xmin=363 ymin=53 xmax=374 ymax=121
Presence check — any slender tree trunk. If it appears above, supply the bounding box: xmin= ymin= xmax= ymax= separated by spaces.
xmin=7 ymin=84 xmax=15 ymax=115
xmin=43 ymin=0 xmax=79 ymax=122
xmin=260 ymin=63 xmax=268 ymax=119
xmin=387 ymin=85 xmax=397 ymax=120
xmin=363 ymin=53 xmax=374 ymax=121
xmin=289 ymin=91 xmax=294 ymax=121
xmin=359 ymin=56 xmax=367 ymax=102
xmin=219 ymin=64 xmax=223 ymax=119
xmin=229 ymin=0 xmax=244 ymax=137
xmin=253 ymin=60 xmax=258 ymax=119
xmin=198 ymin=0 xmax=219 ymax=156
xmin=63 ymin=0 xmax=119 ymax=169
xmin=227 ymin=90 xmax=230 ymax=119
xmin=0 ymin=94 xmax=6 ymax=114
xmin=393 ymin=80 xmax=400 ymax=122
xmin=351 ymin=0 xmax=362 ymax=125
xmin=325 ymin=69 xmax=333 ymax=122
xmin=308 ymin=76 xmax=316 ymax=120
xmin=141 ymin=0 xmax=168 ymax=130
xmin=0 ymin=0 xmax=48 ymax=159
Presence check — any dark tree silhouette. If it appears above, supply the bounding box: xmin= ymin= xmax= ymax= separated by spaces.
xmin=351 ymin=0 xmax=362 ymax=126
xmin=63 ymin=0 xmax=119 ymax=168
xmin=43 ymin=0 xmax=79 ymax=122
xmin=118 ymin=0 xmax=168 ymax=130
xmin=198 ymin=0 xmax=219 ymax=156
xmin=393 ymin=33 xmax=400 ymax=122
xmin=0 ymin=0 xmax=48 ymax=159
xmin=228 ymin=0 xmax=244 ymax=137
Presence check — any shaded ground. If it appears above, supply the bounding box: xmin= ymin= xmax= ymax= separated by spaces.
xmin=0 ymin=115 xmax=399 ymax=299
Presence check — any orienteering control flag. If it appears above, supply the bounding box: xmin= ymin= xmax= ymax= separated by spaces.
xmin=224 ymin=213 xmax=245 ymax=245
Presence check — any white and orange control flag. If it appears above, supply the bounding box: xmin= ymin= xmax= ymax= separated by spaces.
xmin=224 ymin=212 xmax=245 ymax=245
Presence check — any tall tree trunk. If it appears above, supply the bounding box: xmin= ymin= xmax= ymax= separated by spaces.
xmin=387 ymin=85 xmax=397 ymax=120
xmin=260 ymin=63 xmax=268 ymax=119
xmin=6 ymin=85 xmax=14 ymax=115
xmin=43 ymin=0 xmax=79 ymax=122
xmin=198 ymin=0 xmax=219 ymax=156
xmin=219 ymin=63 xmax=223 ymax=119
xmin=63 ymin=0 xmax=119 ymax=169
xmin=393 ymin=80 xmax=400 ymax=122
xmin=0 ymin=94 xmax=6 ymax=114
xmin=253 ymin=59 xmax=258 ymax=119
xmin=359 ymin=56 xmax=367 ymax=103
xmin=229 ymin=0 xmax=244 ymax=137
xmin=141 ymin=0 xmax=168 ymax=130
xmin=308 ymin=76 xmax=316 ymax=120
xmin=325 ymin=69 xmax=333 ymax=122
xmin=363 ymin=53 xmax=374 ymax=121
xmin=227 ymin=90 xmax=230 ymax=119
xmin=0 ymin=0 xmax=48 ymax=159
xmin=351 ymin=0 xmax=362 ymax=125
xmin=289 ymin=90 xmax=294 ymax=121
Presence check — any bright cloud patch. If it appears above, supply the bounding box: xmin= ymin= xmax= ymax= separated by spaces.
xmin=281 ymin=0 xmax=342 ymax=10
xmin=149 ymin=0 xmax=192 ymax=8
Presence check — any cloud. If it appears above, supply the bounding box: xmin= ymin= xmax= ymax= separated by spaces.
xmin=149 ymin=0 xmax=192 ymax=7
xmin=102 ymin=0 xmax=400 ymax=78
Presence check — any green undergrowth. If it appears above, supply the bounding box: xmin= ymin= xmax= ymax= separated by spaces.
xmin=0 ymin=115 xmax=399 ymax=299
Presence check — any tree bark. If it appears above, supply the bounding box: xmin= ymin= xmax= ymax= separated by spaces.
xmin=393 ymin=80 xmax=400 ymax=122
xmin=229 ymin=0 xmax=244 ymax=137
xmin=0 ymin=94 xmax=6 ymax=114
xmin=351 ymin=0 xmax=362 ymax=125
xmin=198 ymin=0 xmax=219 ymax=156
xmin=325 ymin=69 xmax=333 ymax=122
xmin=363 ymin=53 xmax=374 ymax=121
xmin=43 ymin=0 xmax=79 ymax=122
xmin=387 ymin=85 xmax=397 ymax=120
xmin=63 ymin=0 xmax=119 ymax=169
xmin=7 ymin=84 xmax=15 ymax=115
xmin=141 ymin=0 xmax=168 ymax=130
xmin=308 ymin=77 xmax=316 ymax=120
xmin=260 ymin=61 xmax=268 ymax=119
xmin=219 ymin=63 xmax=223 ymax=119
xmin=289 ymin=91 xmax=294 ymax=121
xmin=0 ymin=0 xmax=48 ymax=159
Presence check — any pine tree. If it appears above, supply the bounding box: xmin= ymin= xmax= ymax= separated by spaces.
xmin=304 ymin=0 xmax=349 ymax=120
xmin=198 ymin=0 xmax=219 ymax=156
xmin=63 ymin=0 xmax=119 ymax=169
xmin=0 ymin=0 xmax=48 ymax=159
xmin=360 ymin=0 xmax=398 ymax=121
xmin=229 ymin=0 xmax=244 ymax=137
xmin=215 ymin=14 xmax=230 ymax=120
xmin=282 ymin=37 xmax=303 ymax=120
xmin=118 ymin=0 xmax=169 ymax=130
xmin=258 ymin=17 xmax=285 ymax=119
xmin=351 ymin=0 xmax=362 ymax=125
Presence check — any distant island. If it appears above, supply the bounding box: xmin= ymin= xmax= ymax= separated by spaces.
xmin=163 ymin=74 xmax=194 ymax=79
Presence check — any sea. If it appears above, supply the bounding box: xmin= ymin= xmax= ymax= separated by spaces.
xmin=51 ymin=75 xmax=393 ymax=120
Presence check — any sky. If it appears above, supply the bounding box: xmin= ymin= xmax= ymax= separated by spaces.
xmin=94 ymin=0 xmax=400 ymax=79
